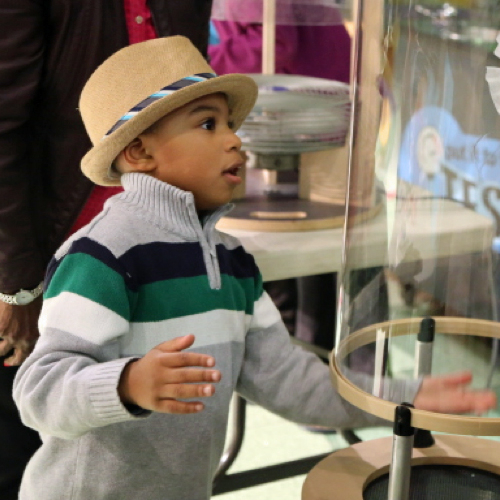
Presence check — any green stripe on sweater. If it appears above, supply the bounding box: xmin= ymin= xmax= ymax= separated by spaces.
xmin=132 ymin=274 xmax=257 ymax=322
xmin=45 ymin=253 xmax=262 ymax=323
xmin=44 ymin=253 xmax=133 ymax=320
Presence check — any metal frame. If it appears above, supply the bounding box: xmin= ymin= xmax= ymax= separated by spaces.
xmin=212 ymin=395 xmax=331 ymax=496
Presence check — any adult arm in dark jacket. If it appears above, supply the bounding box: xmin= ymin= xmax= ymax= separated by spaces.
xmin=0 ymin=2 xmax=45 ymax=365
xmin=0 ymin=0 xmax=214 ymax=366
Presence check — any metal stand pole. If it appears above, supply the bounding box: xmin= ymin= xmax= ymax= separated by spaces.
xmin=413 ymin=318 xmax=435 ymax=449
xmin=413 ymin=317 xmax=435 ymax=379
xmin=387 ymin=405 xmax=415 ymax=500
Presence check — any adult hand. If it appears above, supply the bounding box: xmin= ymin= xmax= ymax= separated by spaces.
xmin=118 ymin=334 xmax=222 ymax=414
xmin=414 ymin=371 xmax=497 ymax=415
xmin=0 ymin=298 xmax=42 ymax=366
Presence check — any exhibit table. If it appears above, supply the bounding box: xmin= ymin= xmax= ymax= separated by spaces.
xmin=222 ymin=197 xmax=495 ymax=281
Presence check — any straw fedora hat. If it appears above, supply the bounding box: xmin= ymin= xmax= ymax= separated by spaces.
xmin=79 ymin=36 xmax=258 ymax=186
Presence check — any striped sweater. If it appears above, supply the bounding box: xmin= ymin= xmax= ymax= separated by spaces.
xmin=14 ymin=173 xmax=419 ymax=500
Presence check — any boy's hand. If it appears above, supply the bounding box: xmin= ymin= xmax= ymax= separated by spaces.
xmin=413 ymin=371 xmax=497 ymax=415
xmin=118 ymin=334 xmax=221 ymax=414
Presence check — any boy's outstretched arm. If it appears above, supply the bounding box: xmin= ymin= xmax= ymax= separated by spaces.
xmin=235 ymin=292 xmax=498 ymax=429
xmin=414 ymin=371 xmax=497 ymax=415
xmin=118 ymin=334 xmax=221 ymax=414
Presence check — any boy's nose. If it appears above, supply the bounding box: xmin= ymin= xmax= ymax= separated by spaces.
xmin=226 ymin=130 xmax=242 ymax=151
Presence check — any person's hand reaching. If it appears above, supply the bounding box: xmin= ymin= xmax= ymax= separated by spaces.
xmin=414 ymin=371 xmax=497 ymax=415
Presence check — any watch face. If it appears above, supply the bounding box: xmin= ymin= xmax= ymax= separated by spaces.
xmin=15 ymin=291 xmax=34 ymax=305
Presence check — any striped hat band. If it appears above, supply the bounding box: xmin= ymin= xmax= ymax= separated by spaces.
xmin=104 ymin=72 xmax=217 ymax=138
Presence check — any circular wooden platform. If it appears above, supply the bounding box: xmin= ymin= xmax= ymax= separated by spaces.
xmin=302 ymin=435 xmax=500 ymax=500
xmin=218 ymin=198 xmax=381 ymax=232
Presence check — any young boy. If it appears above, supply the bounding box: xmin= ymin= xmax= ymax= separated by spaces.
xmin=13 ymin=37 xmax=496 ymax=500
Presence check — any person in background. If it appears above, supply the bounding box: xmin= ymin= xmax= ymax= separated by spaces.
xmin=208 ymin=0 xmax=351 ymax=82
xmin=0 ymin=2 xmax=213 ymax=498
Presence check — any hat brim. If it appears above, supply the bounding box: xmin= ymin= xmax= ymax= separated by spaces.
xmin=81 ymin=74 xmax=258 ymax=186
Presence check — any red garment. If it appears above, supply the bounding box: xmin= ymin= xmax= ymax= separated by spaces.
xmin=69 ymin=0 xmax=157 ymax=235
xmin=123 ymin=0 xmax=157 ymax=44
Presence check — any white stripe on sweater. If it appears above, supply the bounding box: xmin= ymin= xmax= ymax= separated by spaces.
xmin=40 ymin=292 xmax=129 ymax=346
xmin=122 ymin=309 xmax=248 ymax=356
xmin=40 ymin=291 xmax=281 ymax=356
xmin=248 ymin=292 xmax=282 ymax=331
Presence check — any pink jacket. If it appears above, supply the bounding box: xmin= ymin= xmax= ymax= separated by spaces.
xmin=209 ymin=19 xmax=351 ymax=83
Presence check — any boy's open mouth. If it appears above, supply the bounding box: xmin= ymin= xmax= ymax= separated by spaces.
xmin=222 ymin=164 xmax=243 ymax=185
xmin=223 ymin=165 xmax=241 ymax=176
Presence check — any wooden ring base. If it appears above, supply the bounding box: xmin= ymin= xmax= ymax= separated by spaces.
xmin=331 ymin=317 xmax=500 ymax=435
xmin=302 ymin=435 xmax=500 ymax=500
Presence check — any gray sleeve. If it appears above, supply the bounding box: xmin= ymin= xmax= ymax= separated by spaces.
xmin=13 ymin=329 xmax=150 ymax=440
xmin=236 ymin=316 xmax=420 ymax=429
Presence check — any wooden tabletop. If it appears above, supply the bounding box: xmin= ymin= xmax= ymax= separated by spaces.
xmin=221 ymin=198 xmax=494 ymax=281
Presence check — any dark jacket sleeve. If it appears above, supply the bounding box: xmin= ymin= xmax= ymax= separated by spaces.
xmin=0 ymin=1 xmax=46 ymax=292
xmin=149 ymin=0 xmax=213 ymax=58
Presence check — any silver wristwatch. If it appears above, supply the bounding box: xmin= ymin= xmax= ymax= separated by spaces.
xmin=0 ymin=282 xmax=44 ymax=305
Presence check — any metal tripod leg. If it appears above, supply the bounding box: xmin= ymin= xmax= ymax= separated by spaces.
xmin=212 ymin=394 xmax=331 ymax=496
xmin=213 ymin=394 xmax=247 ymax=483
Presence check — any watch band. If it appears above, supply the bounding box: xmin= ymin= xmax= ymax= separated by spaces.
xmin=0 ymin=282 xmax=44 ymax=306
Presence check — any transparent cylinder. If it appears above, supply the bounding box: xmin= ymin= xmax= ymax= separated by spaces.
xmin=334 ymin=0 xmax=500 ymax=433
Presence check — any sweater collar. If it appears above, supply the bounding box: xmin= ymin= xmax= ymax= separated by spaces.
xmin=114 ymin=173 xmax=233 ymax=237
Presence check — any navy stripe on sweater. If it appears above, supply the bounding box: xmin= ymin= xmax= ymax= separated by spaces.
xmin=45 ymin=238 xmax=129 ymax=291
xmin=46 ymin=237 xmax=259 ymax=291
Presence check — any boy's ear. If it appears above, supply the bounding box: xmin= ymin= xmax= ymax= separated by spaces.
xmin=120 ymin=137 xmax=156 ymax=173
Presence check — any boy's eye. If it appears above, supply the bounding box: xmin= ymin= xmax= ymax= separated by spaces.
xmin=228 ymin=120 xmax=235 ymax=130
xmin=201 ymin=117 xmax=216 ymax=130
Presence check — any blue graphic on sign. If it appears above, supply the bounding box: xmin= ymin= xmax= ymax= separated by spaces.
xmin=399 ymin=106 xmax=500 ymax=234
